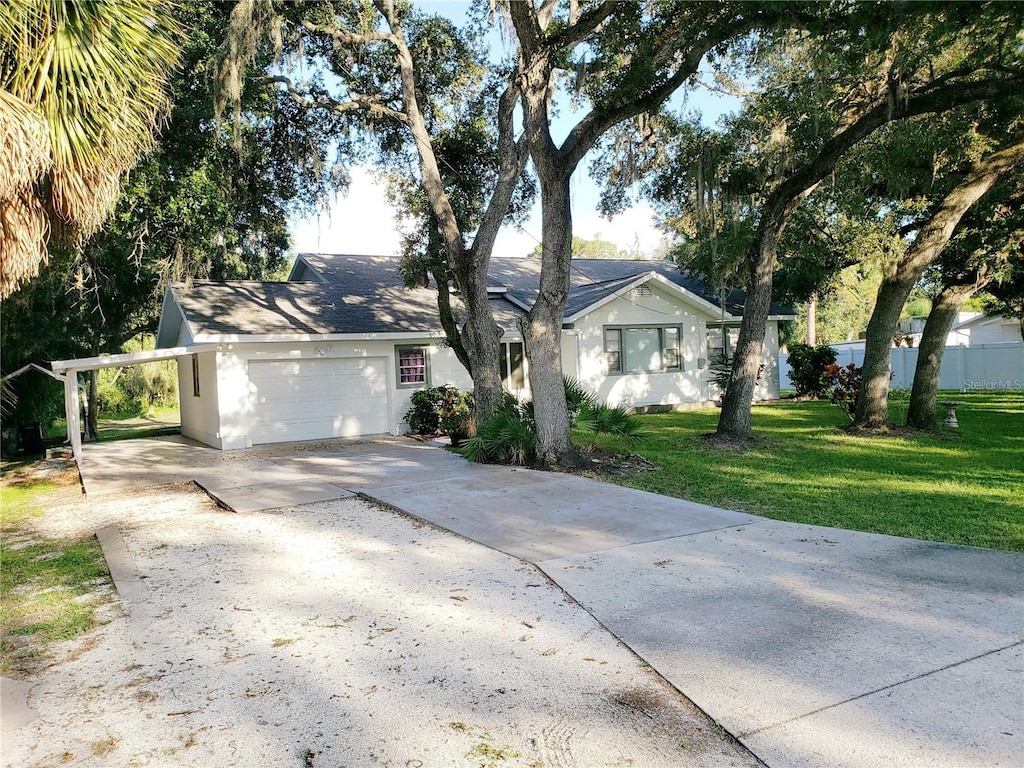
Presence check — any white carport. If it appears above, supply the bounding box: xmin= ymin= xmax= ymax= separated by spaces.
xmin=51 ymin=344 xmax=218 ymax=463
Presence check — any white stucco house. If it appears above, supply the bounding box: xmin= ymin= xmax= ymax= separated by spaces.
xmin=947 ymin=312 xmax=1024 ymax=346
xmin=54 ymin=254 xmax=794 ymax=455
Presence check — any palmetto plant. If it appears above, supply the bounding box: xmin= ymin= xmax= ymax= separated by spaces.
xmin=462 ymin=378 xmax=643 ymax=465
xmin=0 ymin=0 xmax=180 ymax=298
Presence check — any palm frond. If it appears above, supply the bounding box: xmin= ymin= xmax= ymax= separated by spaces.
xmin=0 ymin=89 xmax=51 ymax=199
xmin=0 ymin=0 xmax=181 ymax=296
xmin=0 ymin=191 xmax=50 ymax=297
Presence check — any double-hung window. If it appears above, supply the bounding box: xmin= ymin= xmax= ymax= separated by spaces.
xmin=707 ymin=325 xmax=740 ymax=365
xmin=604 ymin=326 xmax=682 ymax=374
xmin=396 ymin=346 xmax=428 ymax=387
xmin=500 ymin=342 xmax=525 ymax=390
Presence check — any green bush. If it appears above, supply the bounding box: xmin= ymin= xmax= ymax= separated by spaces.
xmin=787 ymin=343 xmax=838 ymax=398
xmin=405 ymin=385 xmax=474 ymax=440
xmin=96 ymin=373 xmax=145 ymax=418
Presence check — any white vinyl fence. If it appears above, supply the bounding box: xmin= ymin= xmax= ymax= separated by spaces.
xmin=779 ymin=343 xmax=1024 ymax=392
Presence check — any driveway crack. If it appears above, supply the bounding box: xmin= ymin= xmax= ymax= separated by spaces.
xmin=738 ymin=639 xmax=1024 ymax=738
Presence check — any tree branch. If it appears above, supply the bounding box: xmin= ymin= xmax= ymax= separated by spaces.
xmin=266 ymin=75 xmax=409 ymax=125
xmin=546 ymin=2 xmax=616 ymax=51
xmin=471 ymin=80 xmax=529 ymax=261
xmin=298 ymin=18 xmax=395 ymax=47
xmin=769 ymin=72 xmax=1024 ymax=221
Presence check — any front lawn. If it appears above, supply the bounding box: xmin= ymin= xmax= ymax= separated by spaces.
xmin=593 ymin=391 xmax=1024 ymax=552
xmin=0 ymin=474 xmax=113 ymax=674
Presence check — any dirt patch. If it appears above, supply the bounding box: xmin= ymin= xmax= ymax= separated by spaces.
xmin=0 ymin=459 xmax=81 ymax=489
xmin=562 ymin=446 xmax=658 ymax=479
xmin=2 ymin=483 xmax=760 ymax=768
xmin=698 ymin=432 xmax=768 ymax=452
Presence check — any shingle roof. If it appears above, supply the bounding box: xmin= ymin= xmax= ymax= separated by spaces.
xmin=487 ymin=257 xmax=795 ymax=318
xmin=174 ymin=254 xmax=526 ymax=338
xmin=172 ymin=253 xmax=794 ymax=339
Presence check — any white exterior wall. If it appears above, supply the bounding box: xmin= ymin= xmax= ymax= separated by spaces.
xmin=757 ymin=321 xmax=782 ymax=400
xmin=570 ymin=286 xmax=708 ymax=409
xmin=187 ymin=338 xmax=472 ymax=450
xmin=178 ymin=350 xmax=223 ymax=448
xmin=970 ymin=319 xmax=1023 ymax=346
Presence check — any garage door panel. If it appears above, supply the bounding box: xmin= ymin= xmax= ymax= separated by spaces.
xmin=248 ymin=357 xmax=390 ymax=444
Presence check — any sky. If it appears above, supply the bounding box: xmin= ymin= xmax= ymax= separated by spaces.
xmin=287 ymin=2 xmax=738 ymax=261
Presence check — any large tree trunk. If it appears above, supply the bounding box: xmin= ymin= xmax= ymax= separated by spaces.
xmin=854 ymin=139 xmax=1024 ymax=428
xmin=87 ymin=369 xmax=99 ymax=440
xmin=855 ymin=277 xmax=906 ymax=429
xmin=388 ymin=17 xmax=509 ymax=423
xmin=453 ymin=259 xmax=505 ymax=423
xmin=523 ymin=173 xmax=573 ymax=465
xmin=717 ymin=241 xmax=774 ymax=437
xmin=906 ymin=284 xmax=975 ymax=429
xmin=717 ymin=194 xmax=812 ymax=438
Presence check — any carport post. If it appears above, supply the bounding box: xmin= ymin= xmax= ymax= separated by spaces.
xmin=63 ymin=368 xmax=82 ymax=462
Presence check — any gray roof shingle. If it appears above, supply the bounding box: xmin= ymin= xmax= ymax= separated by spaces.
xmin=173 ymin=253 xmax=793 ymax=338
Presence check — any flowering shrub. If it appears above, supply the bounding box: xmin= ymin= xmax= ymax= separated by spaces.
xmin=823 ymin=363 xmax=862 ymax=421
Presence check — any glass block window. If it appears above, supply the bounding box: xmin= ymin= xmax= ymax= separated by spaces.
xmin=397 ymin=346 xmax=428 ymax=386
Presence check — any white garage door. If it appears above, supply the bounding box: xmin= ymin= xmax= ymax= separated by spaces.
xmin=248 ymin=357 xmax=390 ymax=444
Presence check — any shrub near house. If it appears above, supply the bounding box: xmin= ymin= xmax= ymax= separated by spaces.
xmin=787 ymin=343 xmax=838 ymax=398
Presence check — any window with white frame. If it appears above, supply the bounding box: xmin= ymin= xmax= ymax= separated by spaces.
xmin=604 ymin=326 xmax=682 ymax=374
xmin=707 ymin=325 xmax=740 ymax=364
xmin=396 ymin=346 xmax=428 ymax=386
xmin=500 ymin=342 xmax=525 ymax=390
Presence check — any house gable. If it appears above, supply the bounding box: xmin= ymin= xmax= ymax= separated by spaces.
xmin=564 ymin=271 xmax=738 ymax=325
xmin=155 ymin=286 xmax=193 ymax=348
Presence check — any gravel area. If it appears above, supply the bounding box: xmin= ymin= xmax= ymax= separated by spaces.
xmin=4 ymin=483 xmax=759 ymax=768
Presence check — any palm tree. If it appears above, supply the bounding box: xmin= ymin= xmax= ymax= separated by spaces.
xmin=0 ymin=0 xmax=180 ymax=298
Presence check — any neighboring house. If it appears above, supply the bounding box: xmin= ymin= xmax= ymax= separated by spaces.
xmin=98 ymin=254 xmax=792 ymax=450
xmin=832 ymin=311 xmax=1022 ymax=351
xmin=948 ymin=312 xmax=1023 ymax=346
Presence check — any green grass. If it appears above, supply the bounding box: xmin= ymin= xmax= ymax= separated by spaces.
xmin=591 ymin=391 xmax=1024 ymax=552
xmin=46 ymin=405 xmax=180 ymax=441
xmin=1 ymin=482 xmax=112 ymax=674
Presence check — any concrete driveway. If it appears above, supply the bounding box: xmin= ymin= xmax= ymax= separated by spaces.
xmin=79 ymin=435 xmax=1024 ymax=767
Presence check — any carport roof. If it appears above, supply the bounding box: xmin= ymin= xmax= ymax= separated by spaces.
xmin=51 ymin=344 xmax=220 ymax=373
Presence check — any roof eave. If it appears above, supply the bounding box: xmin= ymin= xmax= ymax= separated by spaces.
xmin=192 ymin=331 xmax=451 ymax=344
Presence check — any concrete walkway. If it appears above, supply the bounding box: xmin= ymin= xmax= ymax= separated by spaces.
xmin=78 ymin=435 xmax=1024 ymax=767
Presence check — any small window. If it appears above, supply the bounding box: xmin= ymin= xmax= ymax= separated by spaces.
xmin=500 ymin=342 xmax=526 ymax=390
xmin=707 ymin=325 xmax=739 ymax=363
xmin=664 ymin=327 xmax=681 ymax=370
xmin=397 ymin=346 xmax=428 ymax=387
xmin=604 ymin=329 xmax=622 ymax=373
xmin=191 ymin=353 xmax=201 ymax=397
